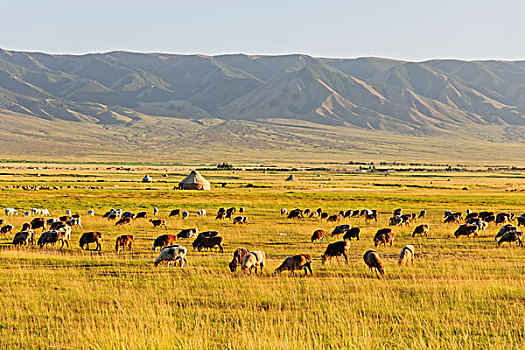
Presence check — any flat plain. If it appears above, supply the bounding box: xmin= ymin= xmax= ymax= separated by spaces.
xmin=0 ymin=165 xmax=524 ymax=349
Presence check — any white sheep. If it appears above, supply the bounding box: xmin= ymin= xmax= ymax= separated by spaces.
xmin=398 ymin=245 xmax=415 ymax=266
xmin=182 ymin=211 xmax=189 ymax=219
xmin=154 ymin=245 xmax=188 ymax=268
xmin=241 ymin=251 xmax=266 ymax=275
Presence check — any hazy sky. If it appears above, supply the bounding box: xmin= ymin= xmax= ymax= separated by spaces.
xmin=1 ymin=0 xmax=525 ymax=61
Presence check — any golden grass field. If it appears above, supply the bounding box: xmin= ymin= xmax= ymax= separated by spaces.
xmin=0 ymin=165 xmax=524 ymax=349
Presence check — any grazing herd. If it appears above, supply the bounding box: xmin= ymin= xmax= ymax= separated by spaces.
xmin=1 ymin=205 xmax=523 ymax=279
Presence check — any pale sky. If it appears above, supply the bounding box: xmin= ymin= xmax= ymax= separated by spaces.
xmin=1 ymin=0 xmax=525 ymax=61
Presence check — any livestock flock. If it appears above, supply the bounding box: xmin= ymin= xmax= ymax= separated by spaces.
xmin=1 ymin=204 xmax=523 ymax=278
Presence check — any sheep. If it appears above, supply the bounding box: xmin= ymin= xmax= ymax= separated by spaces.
xmin=152 ymin=234 xmax=177 ymax=251
xmin=374 ymin=228 xmax=394 ymax=248
xmin=154 ymin=245 xmax=188 ymax=268
xmin=418 ymin=210 xmax=426 ymax=218
xmin=24 ymin=211 xmax=31 ymax=217
xmin=0 ymin=224 xmax=14 ymax=236
xmin=393 ymin=209 xmax=403 ymax=216
xmin=241 ymin=251 xmax=266 ymax=274
xmin=86 ymin=210 xmax=95 ymax=216
xmin=79 ymin=232 xmax=103 ymax=250
xmin=229 ymin=247 xmax=249 ymax=272
xmin=150 ymin=219 xmax=167 ymax=229
xmin=471 ymin=220 xmax=488 ymax=235
xmin=29 ymin=218 xmax=46 ymax=231
xmin=517 ymin=217 xmax=525 ymax=227
xmin=239 ymin=207 xmax=244 ymax=213
xmin=444 ymin=214 xmax=460 ymax=223
xmin=363 ymin=250 xmax=385 ymax=278
xmin=195 ymin=236 xmax=224 ymax=253
xmin=287 ymin=209 xmax=303 ymax=219
xmin=67 ymin=218 xmax=82 ymax=228
xmin=182 ymin=211 xmax=189 ymax=219
xmin=309 ymin=211 xmax=319 ymax=218
xmin=177 ymin=228 xmax=198 ymax=239
xmin=65 ymin=209 xmax=72 ymax=216
xmin=413 ymin=224 xmax=429 ymax=237
xmin=398 ymin=245 xmax=415 ymax=266
xmin=390 ymin=216 xmax=403 ymax=226
xmin=311 ymin=229 xmax=324 ymax=243
xmin=331 ymin=224 xmax=350 ymax=237
xmin=38 ymin=230 xmax=69 ymax=249
xmin=225 ymin=207 xmax=236 ymax=219
xmin=192 ymin=231 xmax=219 ymax=250
xmin=320 ymin=212 xmax=329 ymax=219
xmin=4 ymin=208 xmax=17 ymax=216
xmin=343 ymin=227 xmax=360 ymax=241
xmin=12 ymin=230 xmax=34 ymax=247
xmin=365 ymin=211 xmax=378 ymax=222
xmin=282 ymin=207 xmax=291 ymax=215
xmin=233 ymin=216 xmax=247 ymax=224
xmin=0 ymin=219 xmax=5 ymax=226
xmin=135 ymin=212 xmax=148 ymax=219
xmin=497 ymin=231 xmax=523 ymax=247
xmin=327 ymin=214 xmax=340 ymax=223
xmin=153 ymin=207 xmax=159 ymax=216
xmin=273 ymin=254 xmax=313 ymax=276
xmin=215 ymin=212 xmax=226 ymax=220
xmin=495 ymin=224 xmax=517 ymax=242
xmin=321 ymin=241 xmax=350 ymax=264
xmin=453 ymin=224 xmax=478 ymax=238
xmin=195 ymin=209 xmax=206 ymax=217
xmin=115 ymin=235 xmax=134 ymax=252
xmin=169 ymin=209 xmax=181 ymax=217
xmin=115 ymin=217 xmax=132 ymax=226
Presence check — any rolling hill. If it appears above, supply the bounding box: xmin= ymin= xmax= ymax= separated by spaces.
xmin=0 ymin=49 xmax=524 ymax=163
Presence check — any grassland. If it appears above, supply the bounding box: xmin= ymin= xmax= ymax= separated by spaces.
xmin=0 ymin=166 xmax=524 ymax=349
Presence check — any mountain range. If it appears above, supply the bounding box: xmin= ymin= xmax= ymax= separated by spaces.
xmin=0 ymin=48 xmax=524 ymax=162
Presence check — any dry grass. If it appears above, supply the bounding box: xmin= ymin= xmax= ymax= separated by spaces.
xmin=0 ymin=167 xmax=524 ymax=349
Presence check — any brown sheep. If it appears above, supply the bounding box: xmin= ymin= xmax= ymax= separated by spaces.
xmin=150 ymin=219 xmax=167 ymax=229
xmin=365 ymin=211 xmax=378 ymax=222
xmin=287 ymin=209 xmax=303 ymax=219
xmin=115 ymin=217 xmax=132 ymax=226
xmin=229 ymin=247 xmax=249 ymax=272
xmin=320 ymin=212 xmax=329 ymax=219
xmin=152 ymin=234 xmax=177 ymax=251
xmin=311 ymin=229 xmax=324 ymax=243
xmin=517 ymin=217 xmax=525 ymax=227
xmin=497 ymin=231 xmax=523 ymax=247
xmin=321 ymin=241 xmax=350 ymax=264
xmin=273 ymin=254 xmax=313 ymax=276
xmin=79 ymin=232 xmax=103 ymax=251
xmin=59 ymin=215 xmax=72 ymax=222
xmin=216 ymin=212 xmax=226 ymax=220
xmin=374 ymin=228 xmax=394 ymax=248
xmin=363 ymin=250 xmax=385 ymax=278
xmin=115 ymin=235 xmax=134 ymax=252
xmin=413 ymin=224 xmax=430 ymax=237
xmin=418 ymin=210 xmax=426 ymax=219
